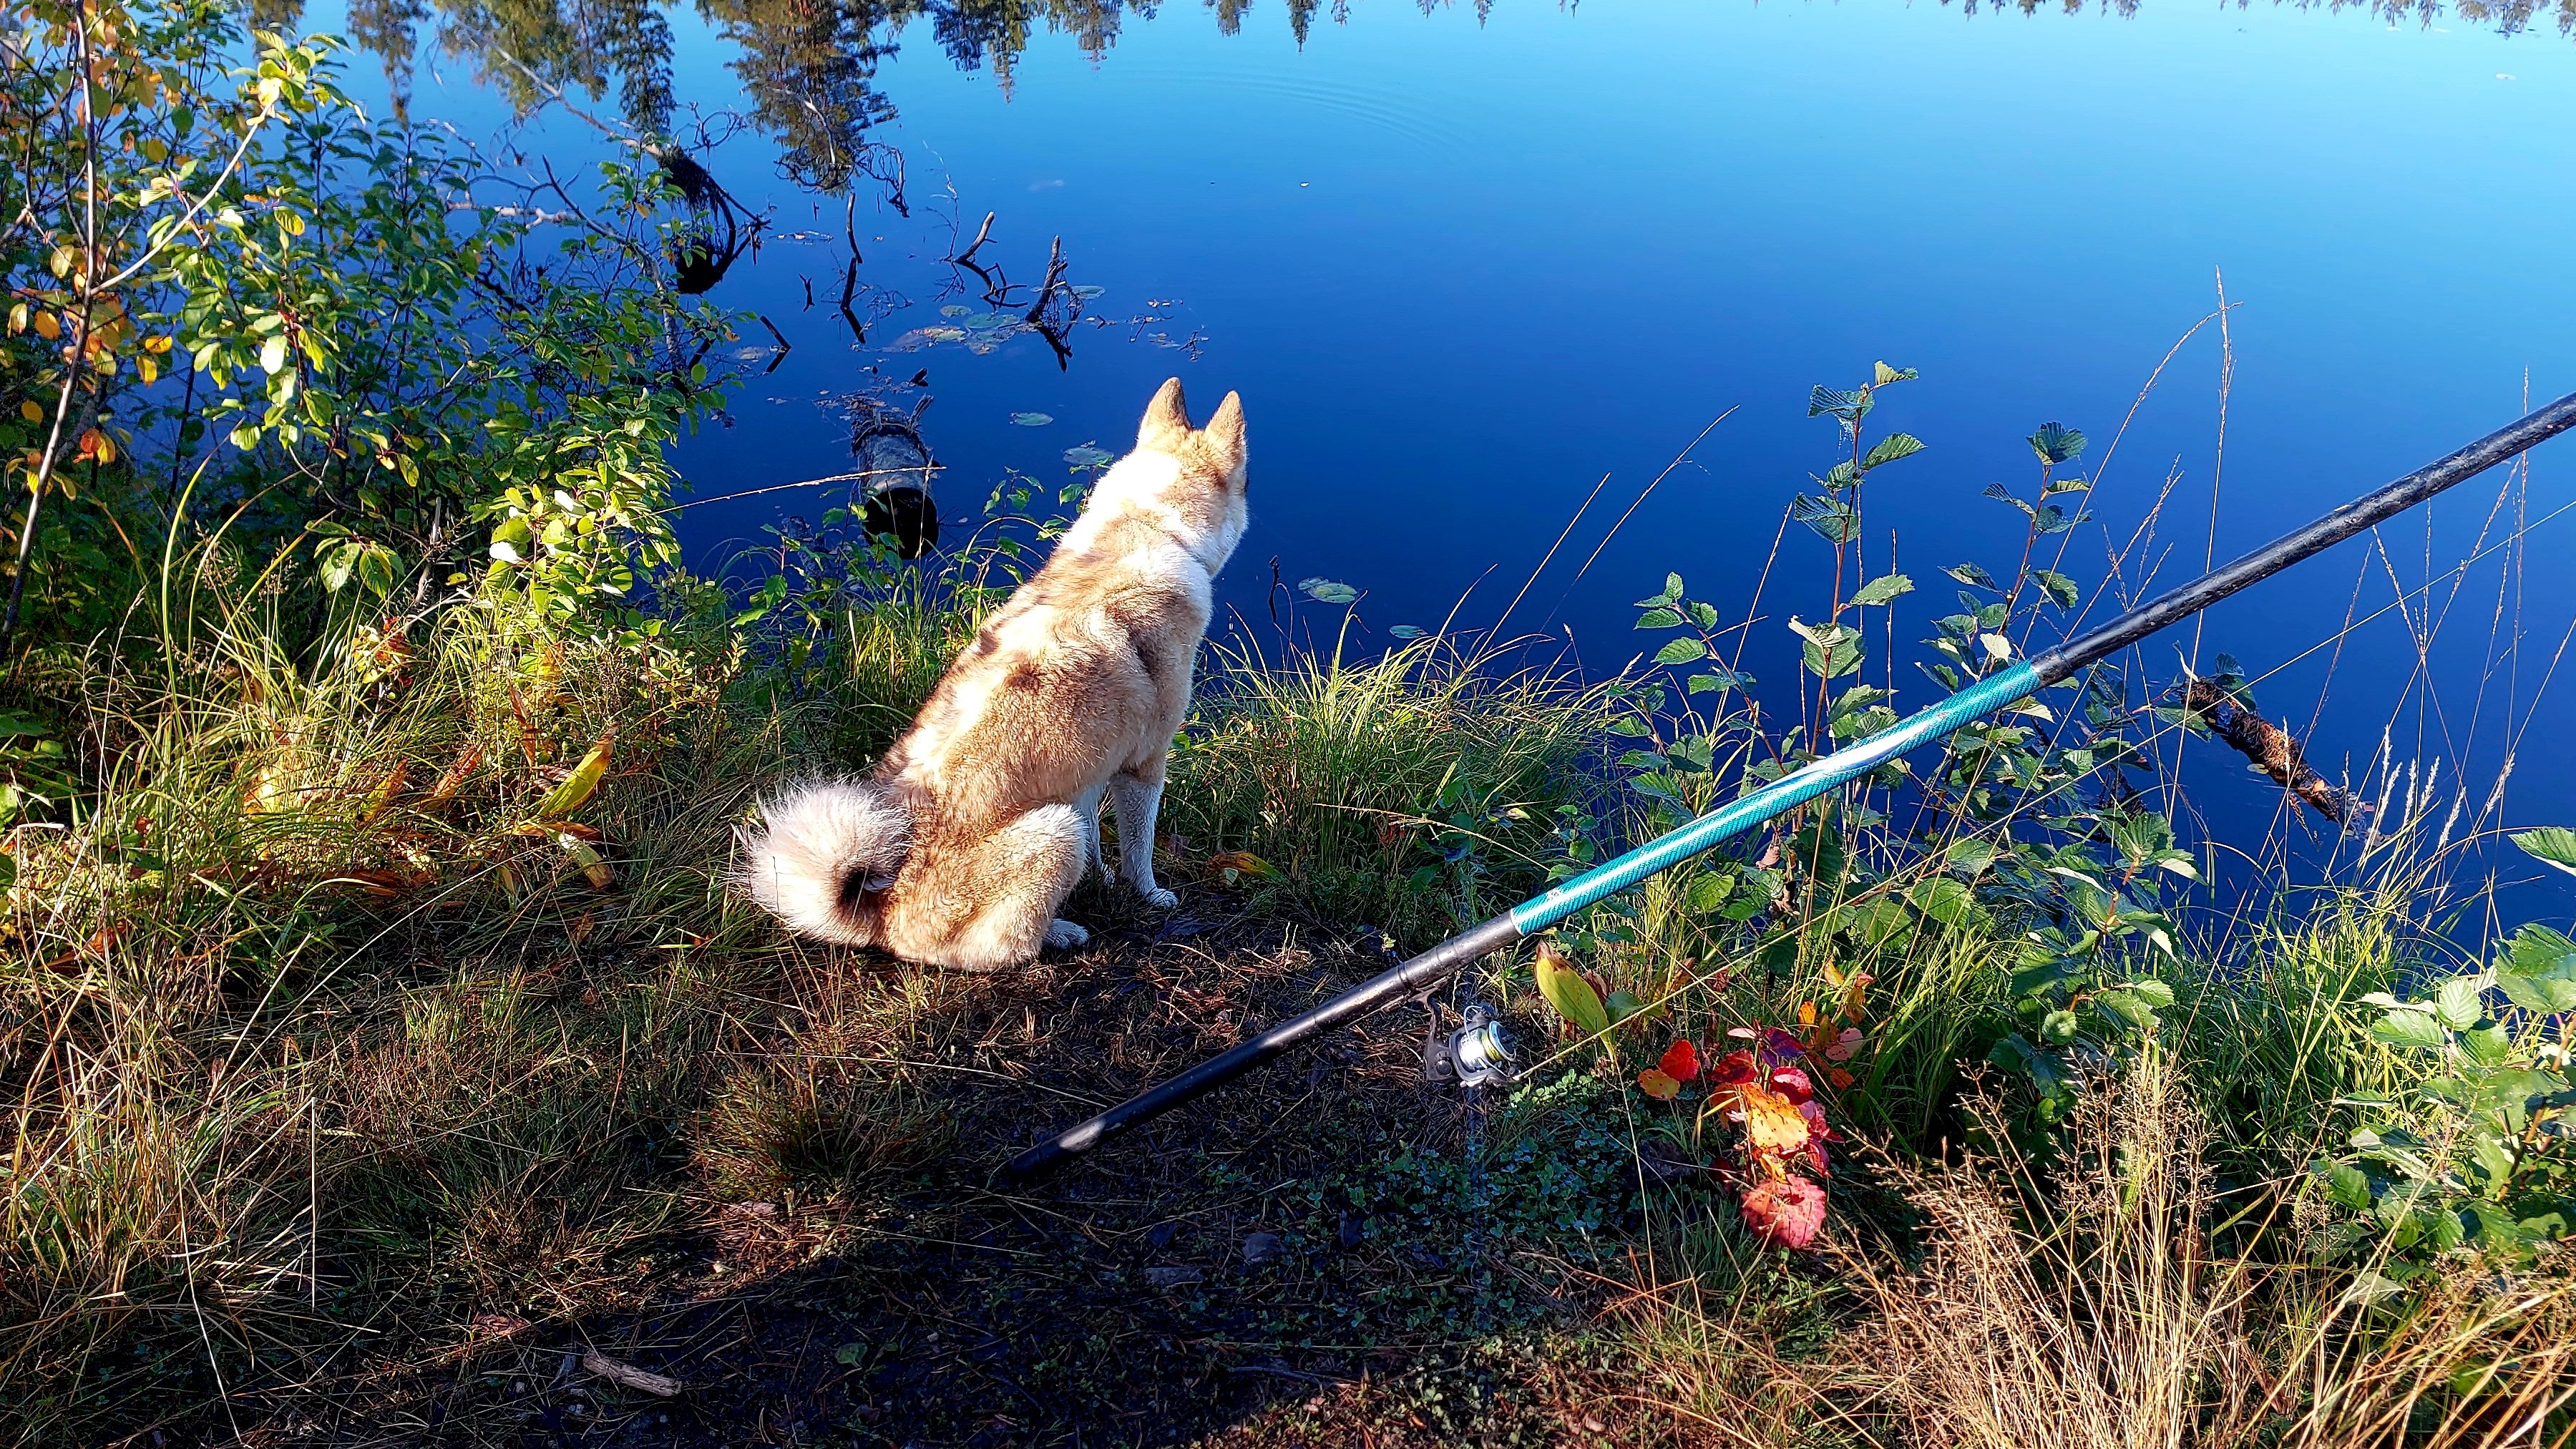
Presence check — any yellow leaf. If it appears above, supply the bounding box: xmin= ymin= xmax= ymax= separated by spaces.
xmin=559 ymin=834 xmax=614 ymax=889
xmin=33 ymin=311 xmax=60 ymax=341
xmin=1534 ymin=942 xmax=1610 ymax=1038
xmin=6 ymin=303 xmax=24 ymax=333
xmin=532 ymin=731 xmax=613 ymax=818
xmin=1205 ymin=849 xmax=1279 ymax=881
xmin=1636 ymin=1068 xmax=1679 ymax=1101
xmin=1732 ymin=1086 xmax=1811 ymax=1156
xmin=16 ymin=401 xmax=39 ymax=423
xmin=137 ymin=353 xmax=157 ymax=386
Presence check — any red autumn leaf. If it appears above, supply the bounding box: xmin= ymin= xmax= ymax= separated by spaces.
xmin=1797 ymin=1101 xmax=1839 ymax=1174
xmin=1827 ymin=1065 xmax=1857 ymax=1091
xmin=1657 ymin=1039 xmax=1700 ymax=1083
xmin=1768 ymin=1064 xmax=1815 ymax=1104
xmin=1636 ymin=1068 xmax=1680 ymax=1100
xmin=1740 ymin=1174 xmax=1828 ymax=1249
xmin=1707 ymin=1048 xmax=1758 ymax=1088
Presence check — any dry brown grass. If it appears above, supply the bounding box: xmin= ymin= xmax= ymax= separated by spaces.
xmin=1838 ymin=1050 xmax=2257 ymax=1449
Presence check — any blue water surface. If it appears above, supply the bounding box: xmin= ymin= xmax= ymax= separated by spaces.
xmin=319 ymin=0 xmax=2576 ymax=902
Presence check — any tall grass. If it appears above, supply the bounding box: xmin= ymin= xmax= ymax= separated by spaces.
xmin=1165 ymin=629 xmax=1621 ymax=950
xmin=1 ymin=562 xmax=779 ymax=1430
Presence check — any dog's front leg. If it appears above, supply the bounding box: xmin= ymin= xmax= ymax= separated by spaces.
xmin=1071 ymin=779 xmax=1108 ymax=881
xmin=1109 ymin=771 xmax=1177 ymax=909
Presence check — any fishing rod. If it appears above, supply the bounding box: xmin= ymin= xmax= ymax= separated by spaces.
xmin=1002 ymin=388 xmax=2576 ymax=1184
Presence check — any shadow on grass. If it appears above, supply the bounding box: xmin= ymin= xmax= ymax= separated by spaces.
xmin=212 ymin=893 xmax=1638 ymax=1448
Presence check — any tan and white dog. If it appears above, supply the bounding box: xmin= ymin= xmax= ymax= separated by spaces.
xmin=736 ymin=379 xmax=1248 ymax=970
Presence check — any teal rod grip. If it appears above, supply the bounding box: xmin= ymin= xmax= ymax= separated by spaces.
xmin=1509 ymin=660 xmax=2043 ymax=935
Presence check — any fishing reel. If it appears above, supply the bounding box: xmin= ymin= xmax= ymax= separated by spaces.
xmin=1420 ymin=1001 xmax=1516 ymax=1090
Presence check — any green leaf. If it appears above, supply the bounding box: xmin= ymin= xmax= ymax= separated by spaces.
xmin=2026 ymin=421 xmax=2087 ymax=464
xmin=1297 ymin=577 xmax=1359 ymax=605
xmin=2093 ymin=987 xmax=2160 ymax=1031
xmin=1911 ymin=876 xmax=1983 ymax=927
xmin=1871 ymin=361 xmax=1918 ymax=385
xmin=1535 ymin=950 xmax=1610 ymax=1038
xmin=1808 ymin=386 xmax=1873 ymax=424
xmin=2031 ymin=570 xmax=2080 ymax=608
xmin=1654 ymin=636 xmax=1707 ymax=665
xmin=1685 ymin=872 xmax=1736 ymax=916
xmin=2369 ymin=1010 xmax=2449 ymax=1051
xmin=1988 ymin=1033 xmax=2072 ymax=1101
xmin=1848 ymin=897 xmax=1916 ymax=949
xmin=1848 ymin=573 xmax=1914 ymax=608
xmin=1635 ymin=573 xmax=1685 ymax=607
xmin=2510 ymin=826 xmax=2576 ymax=878
xmin=2431 ymin=977 xmax=2484 ymax=1032
xmin=2125 ymin=979 xmax=2177 ymax=1010
xmin=2461 ymin=1024 xmax=2514 ymax=1067
xmin=355 ymin=544 xmax=396 ymax=597
xmin=1635 ymin=608 xmax=1684 ymax=630
xmin=1945 ymin=837 xmax=2001 ymax=877
xmin=2322 ymin=1162 xmax=2376 ymax=1212
xmin=1604 ymin=990 xmax=1645 ymax=1025
xmin=258 ymin=332 xmax=290 ymax=376
xmin=2494 ymin=925 xmax=2576 ymax=1014
xmin=1946 ymin=562 xmax=1999 ymax=590
xmin=1860 ymin=433 xmax=1927 ymax=470
xmin=1790 ymin=494 xmax=1862 ymax=545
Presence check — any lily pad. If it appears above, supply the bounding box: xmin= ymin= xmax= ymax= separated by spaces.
xmin=1010 ymin=412 xmax=1053 ymax=427
xmin=1063 ymin=444 xmax=1114 ymax=469
xmin=1298 ymin=577 xmax=1359 ymax=605
xmin=940 ymin=303 xmax=972 ymax=317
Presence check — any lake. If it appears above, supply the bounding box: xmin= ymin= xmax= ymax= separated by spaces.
xmin=306 ymin=0 xmax=2576 ymax=901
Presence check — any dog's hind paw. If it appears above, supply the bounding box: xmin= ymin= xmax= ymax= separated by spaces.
xmin=1138 ymin=886 xmax=1179 ymax=911
xmin=1043 ymin=918 xmax=1091 ymax=951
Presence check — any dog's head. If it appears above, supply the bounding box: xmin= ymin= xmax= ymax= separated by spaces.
xmin=1088 ymin=377 xmax=1248 ymax=574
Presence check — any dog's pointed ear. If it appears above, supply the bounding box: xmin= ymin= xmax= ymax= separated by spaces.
xmin=1203 ymin=391 xmax=1246 ymax=474
xmin=1138 ymin=378 xmax=1191 ymax=451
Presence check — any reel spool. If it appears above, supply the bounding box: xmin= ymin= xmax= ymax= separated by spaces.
xmin=1421 ymin=1002 xmax=1516 ymax=1091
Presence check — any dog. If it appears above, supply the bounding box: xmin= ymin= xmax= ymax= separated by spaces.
xmin=735 ymin=378 xmax=1249 ymax=970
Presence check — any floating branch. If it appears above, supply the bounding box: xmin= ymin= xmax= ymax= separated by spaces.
xmin=2180 ymin=678 xmax=2366 ymax=825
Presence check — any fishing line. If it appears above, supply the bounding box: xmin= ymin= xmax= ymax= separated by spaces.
xmin=1005 ymin=389 xmax=2576 ymax=1182
xmin=655 ymin=464 xmax=947 ymax=516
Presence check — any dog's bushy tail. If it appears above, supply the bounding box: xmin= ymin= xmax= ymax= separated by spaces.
xmin=734 ymin=779 xmax=913 ymax=945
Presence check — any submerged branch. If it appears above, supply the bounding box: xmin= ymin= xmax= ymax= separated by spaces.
xmin=2179 ymin=679 xmax=2366 ymax=825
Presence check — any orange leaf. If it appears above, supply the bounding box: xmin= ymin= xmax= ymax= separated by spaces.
xmin=1734 ymin=1086 xmax=1811 ymax=1156
xmin=1636 ymin=1068 xmax=1679 ymax=1101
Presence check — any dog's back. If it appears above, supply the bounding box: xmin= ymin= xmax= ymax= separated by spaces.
xmin=738 ymin=379 xmax=1248 ymax=970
